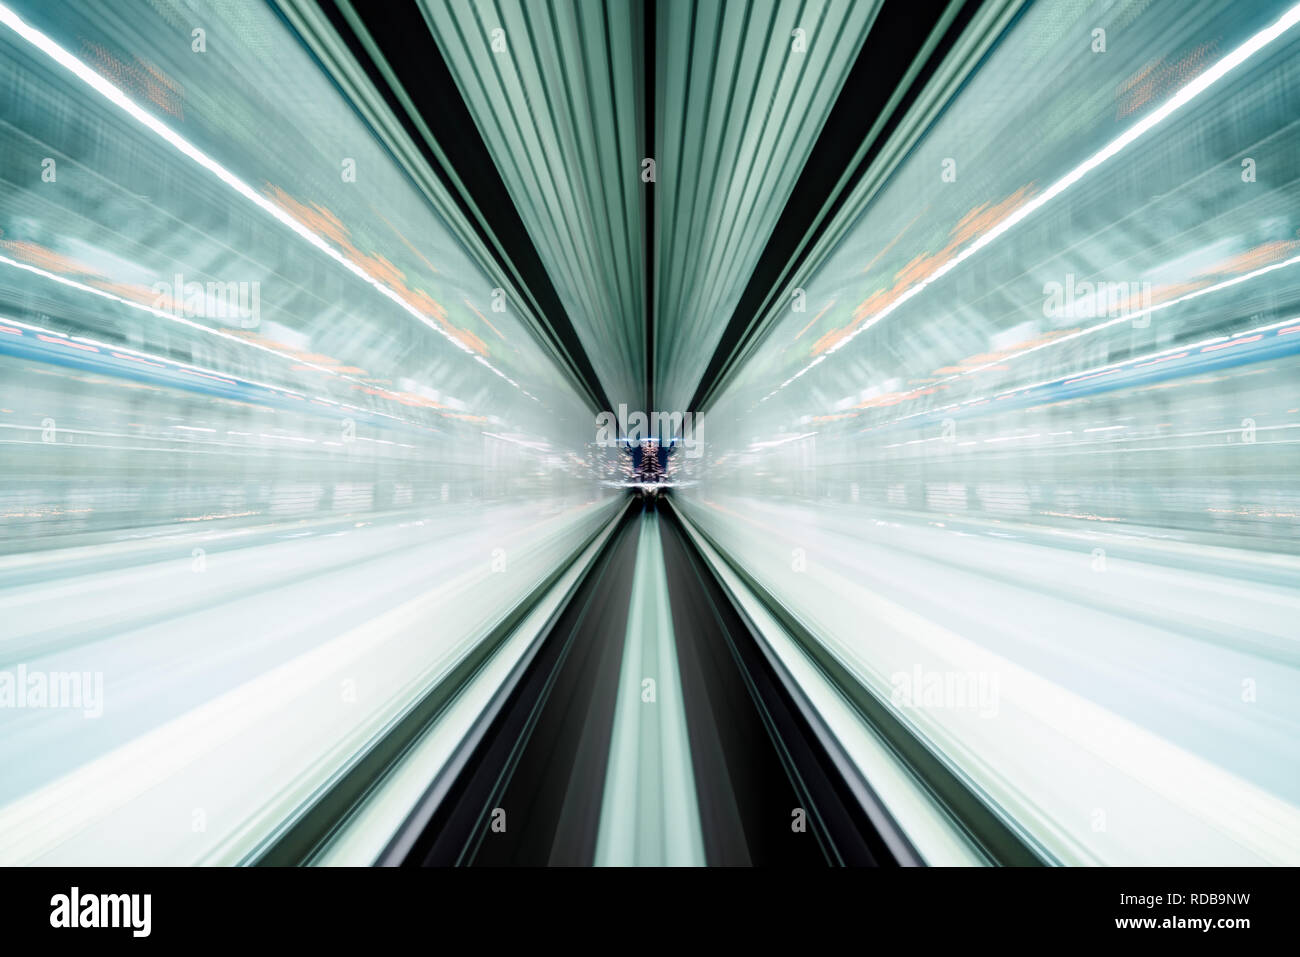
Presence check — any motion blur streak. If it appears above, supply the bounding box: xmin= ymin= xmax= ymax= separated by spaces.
xmin=0 ymin=0 xmax=617 ymax=864
xmin=676 ymin=0 xmax=1300 ymax=864
xmin=0 ymin=0 xmax=1298 ymax=868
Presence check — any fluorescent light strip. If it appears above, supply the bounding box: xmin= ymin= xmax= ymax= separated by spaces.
xmin=0 ymin=311 xmax=425 ymax=431
xmin=954 ymin=308 xmax=1300 ymax=413
xmin=959 ymin=253 xmax=1300 ymax=392
xmin=748 ymin=431 xmax=819 ymax=449
xmin=0 ymin=2 xmax=519 ymax=388
xmin=764 ymin=1 xmax=1300 ymax=394
xmin=799 ymin=224 xmax=1300 ymax=419
xmin=867 ymin=310 xmax=1300 ymax=432
xmin=0 ymin=255 xmax=347 ymax=384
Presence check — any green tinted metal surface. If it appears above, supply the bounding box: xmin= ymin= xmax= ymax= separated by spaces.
xmin=420 ymin=0 xmax=647 ymax=409
xmin=653 ymin=0 xmax=880 ymax=411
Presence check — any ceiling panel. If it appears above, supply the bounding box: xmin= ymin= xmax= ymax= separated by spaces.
xmin=653 ymin=0 xmax=880 ymax=411
xmin=420 ymin=0 xmax=646 ymax=408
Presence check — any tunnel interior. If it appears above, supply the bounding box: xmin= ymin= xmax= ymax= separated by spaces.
xmin=0 ymin=0 xmax=1298 ymax=868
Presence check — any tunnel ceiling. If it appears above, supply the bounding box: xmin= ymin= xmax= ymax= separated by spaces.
xmin=419 ymin=0 xmax=647 ymax=411
xmin=322 ymin=0 xmax=967 ymax=414
xmin=651 ymin=0 xmax=881 ymax=413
